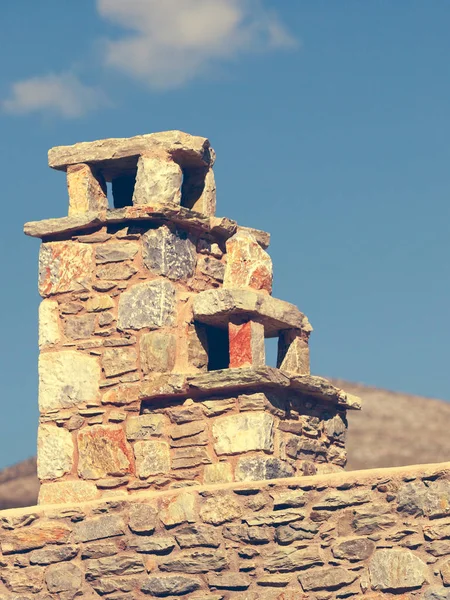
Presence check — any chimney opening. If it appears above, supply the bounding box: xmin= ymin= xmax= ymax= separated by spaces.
xmin=204 ymin=324 xmax=230 ymax=371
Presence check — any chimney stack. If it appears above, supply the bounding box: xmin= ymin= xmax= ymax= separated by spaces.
xmin=24 ymin=131 xmax=360 ymax=505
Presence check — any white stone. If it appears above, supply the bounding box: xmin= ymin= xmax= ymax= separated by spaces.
xmin=38 ymin=300 xmax=60 ymax=348
xmin=37 ymin=424 xmax=74 ymax=480
xmin=133 ymin=154 xmax=182 ymax=205
xmin=212 ymin=412 xmax=274 ymax=455
xmin=39 ymin=351 xmax=100 ymax=412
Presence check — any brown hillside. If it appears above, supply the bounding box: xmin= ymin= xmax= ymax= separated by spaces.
xmin=1 ymin=381 xmax=449 ymax=509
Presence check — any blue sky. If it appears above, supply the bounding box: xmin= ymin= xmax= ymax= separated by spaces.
xmin=1 ymin=1 xmax=450 ymax=469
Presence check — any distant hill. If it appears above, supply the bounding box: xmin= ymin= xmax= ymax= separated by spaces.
xmin=1 ymin=380 xmax=449 ymax=509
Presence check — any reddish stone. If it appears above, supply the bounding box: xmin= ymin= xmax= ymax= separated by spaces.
xmin=1 ymin=522 xmax=71 ymax=554
xmin=39 ymin=242 xmax=94 ymax=297
xmin=229 ymin=320 xmax=265 ymax=368
xmin=223 ymin=230 xmax=272 ymax=293
xmin=77 ymin=425 xmax=134 ymax=479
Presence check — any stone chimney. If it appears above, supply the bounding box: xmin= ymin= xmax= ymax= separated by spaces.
xmin=24 ymin=130 xmax=360 ymax=505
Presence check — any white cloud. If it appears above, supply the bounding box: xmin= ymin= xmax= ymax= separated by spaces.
xmin=2 ymin=72 xmax=107 ymax=118
xmin=97 ymin=0 xmax=298 ymax=89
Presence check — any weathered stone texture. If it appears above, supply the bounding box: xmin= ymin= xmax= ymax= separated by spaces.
xmin=140 ymin=331 xmax=176 ymax=374
xmin=134 ymin=440 xmax=171 ymax=477
xmin=38 ymin=299 xmax=60 ymax=348
xmin=77 ymin=425 xmax=133 ymax=479
xmin=142 ymin=225 xmax=196 ymax=280
xmin=67 ymin=163 xmax=107 ymax=215
xmin=118 ymin=279 xmax=176 ymax=330
xmin=212 ymin=412 xmax=274 ymax=455
xmin=37 ymin=424 xmax=74 ymax=480
xmin=223 ymin=229 xmax=273 ymax=293
xmin=38 ymin=351 xmax=100 ymax=412
xmin=133 ymin=154 xmax=183 ymax=205
xmin=39 ymin=241 xmax=94 ymax=296
xmin=3 ymin=464 xmax=450 ymax=599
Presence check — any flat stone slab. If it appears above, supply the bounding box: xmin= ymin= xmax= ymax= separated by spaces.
xmin=48 ymin=130 xmax=213 ymax=171
xmin=193 ymin=288 xmax=311 ymax=337
xmin=24 ymin=204 xmax=237 ymax=241
xmin=288 ymin=374 xmax=362 ymax=410
xmin=139 ymin=367 xmax=360 ymax=410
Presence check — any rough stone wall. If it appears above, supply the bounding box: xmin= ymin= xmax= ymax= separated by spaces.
xmin=1 ymin=463 xmax=450 ymax=599
xmin=37 ymin=220 xmax=340 ymax=504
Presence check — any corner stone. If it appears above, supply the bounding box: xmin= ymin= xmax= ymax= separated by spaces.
xmin=77 ymin=425 xmax=134 ymax=479
xmin=37 ymin=424 xmax=74 ymax=480
xmin=39 ymin=351 xmax=100 ymax=412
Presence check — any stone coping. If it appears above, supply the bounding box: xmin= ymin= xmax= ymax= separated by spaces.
xmin=48 ymin=130 xmax=213 ymax=171
xmin=193 ymin=288 xmax=311 ymax=337
xmin=1 ymin=461 xmax=448 ymax=518
xmin=139 ymin=367 xmax=362 ymax=410
xmin=23 ymin=205 xmax=270 ymax=248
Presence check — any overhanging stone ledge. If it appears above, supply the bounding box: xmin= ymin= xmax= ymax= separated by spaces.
xmin=24 ymin=205 xmax=270 ymax=248
xmin=193 ymin=288 xmax=312 ymax=337
xmin=138 ymin=367 xmax=361 ymax=410
xmin=24 ymin=205 xmax=237 ymax=241
xmin=48 ymin=130 xmax=213 ymax=171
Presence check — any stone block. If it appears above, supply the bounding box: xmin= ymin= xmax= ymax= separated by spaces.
xmin=1 ymin=522 xmax=71 ymax=554
xmin=159 ymin=550 xmax=228 ymax=574
xmin=175 ymin=524 xmax=221 ymax=549
xmin=133 ymin=153 xmax=183 ymax=205
xmin=172 ymin=446 xmax=212 ymax=469
xmin=49 ymin=130 xmax=213 ymax=170
xmin=203 ymin=462 xmax=233 ymax=484
xmin=277 ymin=329 xmax=310 ymax=374
xmin=96 ymin=262 xmax=137 ymax=280
xmin=86 ymin=295 xmax=115 ymax=312
xmin=102 ymin=347 xmax=137 ymax=377
xmin=39 ymin=350 xmax=100 ymax=412
xmin=223 ymin=229 xmax=273 ymax=293
xmin=39 ymin=480 xmax=99 ymax=504
xmin=200 ymin=494 xmax=242 ymax=525
xmin=140 ymin=331 xmax=176 ymax=374
xmin=129 ymin=502 xmax=157 ymax=533
xmin=67 ymin=163 xmax=108 ymax=215
xmin=64 ymin=313 xmax=96 ymax=339
xmin=198 ymin=255 xmax=225 ymax=281
xmin=118 ymin=280 xmax=176 ymax=330
xmin=265 ymin=545 xmax=323 ymax=573
xmin=181 ymin=165 xmax=216 ymax=215
xmin=193 ymin=288 xmax=307 ymax=337
xmin=38 ymin=299 xmax=60 ymax=348
xmin=2 ymin=567 xmax=44 ymax=594
xmin=134 ymin=440 xmax=171 ymax=477
xmin=102 ymin=383 xmax=140 ymax=405
xmin=39 ymin=241 xmax=94 ymax=296
xmin=77 ymin=425 xmax=134 ymax=479
xmin=369 ymin=549 xmax=429 ymax=591
xmin=95 ymin=242 xmax=139 ymax=264
xmin=212 ymin=412 xmax=274 ymax=455
xmin=160 ymin=491 xmax=197 ymax=527
xmin=126 ymin=414 xmax=166 ymax=440
xmin=73 ymin=514 xmax=126 ymax=542
xmin=187 ymin=324 xmax=208 ymax=371
xmin=235 ymin=456 xmax=295 ymax=481
xmin=141 ymin=575 xmax=201 ymax=596
xmin=142 ymin=225 xmax=196 ymax=280
xmin=37 ymin=424 xmax=74 ymax=480
xmin=299 ymin=566 xmax=357 ymax=591
xmin=229 ymin=320 xmax=265 ymax=368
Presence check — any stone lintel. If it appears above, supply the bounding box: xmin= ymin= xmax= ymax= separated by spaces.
xmin=193 ymin=289 xmax=311 ymax=338
xmin=24 ymin=205 xmax=237 ymax=241
xmin=138 ymin=367 xmax=361 ymax=410
xmin=24 ymin=212 xmax=104 ymax=239
xmin=48 ymin=130 xmax=213 ymax=173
